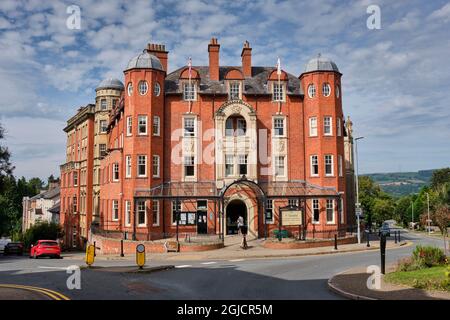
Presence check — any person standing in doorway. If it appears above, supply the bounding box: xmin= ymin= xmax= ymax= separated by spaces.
xmin=237 ymin=215 xmax=244 ymax=235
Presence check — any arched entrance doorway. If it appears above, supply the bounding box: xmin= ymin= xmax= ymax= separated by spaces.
xmin=226 ymin=199 xmax=247 ymax=235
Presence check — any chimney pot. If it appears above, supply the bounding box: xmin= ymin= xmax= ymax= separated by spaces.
xmin=146 ymin=42 xmax=169 ymax=72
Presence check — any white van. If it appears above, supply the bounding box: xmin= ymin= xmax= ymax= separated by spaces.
xmin=0 ymin=238 xmax=12 ymax=253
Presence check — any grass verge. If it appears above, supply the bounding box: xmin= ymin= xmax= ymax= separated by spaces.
xmin=385 ymin=266 xmax=449 ymax=292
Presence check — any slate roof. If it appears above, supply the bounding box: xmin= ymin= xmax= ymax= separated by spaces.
xmin=96 ymin=78 xmax=124 ymax=91
xmin=125 ymin=51 xmax=164 ymax=72
xmin=165 ymin=66 xmax=303 ymax=96
xmin=48 ymin=201 xmax=60 ymax=214
xmin=304 ymin=56 xmax=340 ymax=73
xmin=30 ymin=187 xmax=60 ymax=201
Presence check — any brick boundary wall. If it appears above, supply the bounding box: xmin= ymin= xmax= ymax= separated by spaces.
xmin=263 ymin=235 xmax=357 ymax=249
xmin=91 ymin=234 xmax=224 ymax=255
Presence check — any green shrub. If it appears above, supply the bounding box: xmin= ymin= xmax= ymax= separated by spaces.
xmin=22 ymin=221 xmax=63 ymax=249
xmin=412 ymin=245 xmax=446 ymax=268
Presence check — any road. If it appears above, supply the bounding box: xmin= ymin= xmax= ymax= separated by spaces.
xmin=0 ymin=231 xmax=445 ymax=300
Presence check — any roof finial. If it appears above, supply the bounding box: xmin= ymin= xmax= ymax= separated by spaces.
xmin=317 ymin=53 xmax=322 ymax=58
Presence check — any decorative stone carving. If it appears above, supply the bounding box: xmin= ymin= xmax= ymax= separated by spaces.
xmin=183 ymin=139 xmax=195 ymax=153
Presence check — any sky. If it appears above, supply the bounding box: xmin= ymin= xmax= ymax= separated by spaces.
xmin=0 ymin=0 xmax=449 ymax=180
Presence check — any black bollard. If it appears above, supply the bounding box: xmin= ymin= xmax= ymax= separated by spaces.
xmin=380 ymin=233 xmax=386 ymax=275
xmin=398 ymin=230 xmax=401 ymax=242
xmin=93 ymin=241 xmax=96 ymax=257
xmin=394 ymin=230 xmax=398 ymax=244
xmin=366 ymin=230 xmax=370 ymax=247
xmin=120 ymin=239 xmax=124 ymax=257
xmin=334 ymin=234 xmax=338 ymax=250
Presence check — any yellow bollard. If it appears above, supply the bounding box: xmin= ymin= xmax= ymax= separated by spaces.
xmin=136 ymin=244 xmax=146 ymax=269
xmin=85 ymin=244 xmax=95 ymax=267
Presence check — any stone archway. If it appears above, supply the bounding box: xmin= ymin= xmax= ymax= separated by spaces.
xmin=224 ymin=191 xmax=258 ymax=239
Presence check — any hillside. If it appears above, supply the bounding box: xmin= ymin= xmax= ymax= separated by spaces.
xmin=363 ymin=170 xmax=434 ymax=197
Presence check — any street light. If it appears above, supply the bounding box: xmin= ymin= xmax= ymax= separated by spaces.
xmin=354 ymin=136 xmax=364 ymax=244
xmin=411 ymin=200 xmax=414 ymax=229
xmin=426 ymin=192 xmax=431 ymax=235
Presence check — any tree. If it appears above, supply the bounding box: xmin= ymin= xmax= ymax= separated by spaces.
xmin=372 ymin=197 xmax=396 ymax=225
xmin=430 ymin=168 xmax=450 ymax=189
xmin=395 ymin=195 xmax=412 ymax=226
xmin=22 ymin=221 xmax=63 ymax=248
xmin=0 ymin=123 xmax=14 ymax=192
xmin=433 ymin=205 xmax=450 ymax=254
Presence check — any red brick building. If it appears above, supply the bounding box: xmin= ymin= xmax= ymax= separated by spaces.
xmin=61 ymin=38 xmax=356 ymax=246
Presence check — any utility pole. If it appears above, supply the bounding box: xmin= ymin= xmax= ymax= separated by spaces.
xmin=411 ymin=200 xmax=414 ymax=229
xmin=426 ymin=192 xmax=430 ymax=235
xmin=354 ymin=136 xmax=364 ymax=244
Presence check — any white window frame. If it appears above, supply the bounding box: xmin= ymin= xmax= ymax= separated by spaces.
xmin=154 ymin=82 xmax=161 ymax=96
xmin=73 ymin=172 xmax=78 ymax=186
xmin=325 ymin=154 xmax=334 ymax=177
xmin=324 ymin=116 xmax=332 ymax=136
xmin=322 ymin=82 xmax=331 ymax=97
xmin=238 ymin=154 xmax=248 ymax=176
xmin=152 ymin=200 xmax=160 ymax=226
xmin=127 ymin=82 xmax=133 ymax=96
xmin=310 ymin=155 xmax=319 ymax=177
xmin=340 ymin=197 xmax=345 ymax=224
xmin=183 ymin=155 xmax=195 ymax=178
xmin=274 ymin=155 xmax=286 ymax=177
xmin=273 ymin=82 xmax=285 ymax=102
xmin=126 ymin=155 xmax=132 ymax=178
xmin=337 ymin=118 xmax=342 ymax=137
xmin=126 ymin=116 xmax=132 ymax=136
xmin=99 ymin=120 xmax=108 ymax=133
xmin=138 ymin=115 xmax=148 ymax=135
xmin=273 ymin=117 xmax=285 ymax=137
xmin=183 ymin=117 xmax=196 ymax=137
xmin=100 ymin=99 xmax=107 ymax=110
xmin=309 ymin=117 xmax=318 ymax=137
xmin=137 ymin=200 xmax=146 ymax=227
xmin=125 ymin=200 xmax=131 ymax=226
xmin=153 ymin=116 xmax=160 ymax=136
xmin=183 ymin=82 xmax=196 ymax=101
xmin=138 ymin=80 xmax=148 ymax=95
xmin=312 ymin=199 xmax=320 ymax=224
xmin=113 ymin=163 xmax=119 ymax=181
xmin=229 ymin=82 xmax=241 ymax=100
xmin=236 ymin=118 xmax=247 ymax=136
xmin=112 ymin=200 xmax=119 ymax=221
xmin=225 ymin=154 xmax=234 ymax=177
xmin=152 ymin=155 xmax=160 ymax=178
xmin=137 ymin=155 xmax=147 ymax=178
xmin=326 ymin=199 xmax=335 ymax=224
xmin=308 ymin=84 xmax=316 ymax=98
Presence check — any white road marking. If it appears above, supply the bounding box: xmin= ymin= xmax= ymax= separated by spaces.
xmin=201 ymin=261 xmax=217 ymax=265
xmin=38 ymin=266 xmax=70 ymax=270
xmin=175 ymin=265 xmax=192 ymax=268
xmin=229 ymin=259 xmax=245 ymax=262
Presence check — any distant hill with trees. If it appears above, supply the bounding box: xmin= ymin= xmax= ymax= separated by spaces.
xmin=363 ymin=170 xmax=435 ymax=197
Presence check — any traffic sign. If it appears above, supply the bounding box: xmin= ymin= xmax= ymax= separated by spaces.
xmin=356 ymin=208 xmax=363 ymax=217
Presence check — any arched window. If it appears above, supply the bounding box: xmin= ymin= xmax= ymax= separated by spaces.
xmin=225 ymin=116 xmax=246 ymax=137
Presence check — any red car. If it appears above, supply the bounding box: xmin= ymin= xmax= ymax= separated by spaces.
xmin=30 ymin=240 xmax=61 ymax=259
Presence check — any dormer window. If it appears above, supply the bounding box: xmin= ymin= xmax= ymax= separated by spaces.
xmin=229 ymin=82 xmax=241 ymax=100
xmin=273 ymin=82 xmax=285 ymax=102
xmin=183 ymin=82 xmax=196 ymax=101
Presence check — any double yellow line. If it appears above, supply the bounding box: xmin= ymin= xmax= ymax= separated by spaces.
xmin=0 ymin=284 xmax=70 ymax=300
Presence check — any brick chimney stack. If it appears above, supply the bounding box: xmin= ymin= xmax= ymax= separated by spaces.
xmin=208 ymin=37 xmax=220 ymax=81
xmin=146 ymin=43 xmax=168 ymax=72
xmin=241 ymin=40 xmax=252 ymax=78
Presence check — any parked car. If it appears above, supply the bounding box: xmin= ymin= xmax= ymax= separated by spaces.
xmin=4 ymin=242 xmax=24 ymax=256
xmin=30 ymin=240 xmax=61 ymax=259
xmin=0 ymin=238 xmax=12 ymax=254
xmin=378 ymin=222 xmax=391 ymax=237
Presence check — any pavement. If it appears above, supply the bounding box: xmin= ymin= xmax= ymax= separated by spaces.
xmin=328 ymin=266 xmax=450 ymax=300
xmin=63 ymin=235 xmax=411 ymax=262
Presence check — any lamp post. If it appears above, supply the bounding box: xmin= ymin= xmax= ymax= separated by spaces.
xmin=426 ymin=192 xmax=430 ymax=235
xmin=354 ymin=136 xmax=364 ymax=244
xmin=411 ymin=200 xmax=414 ymax=229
